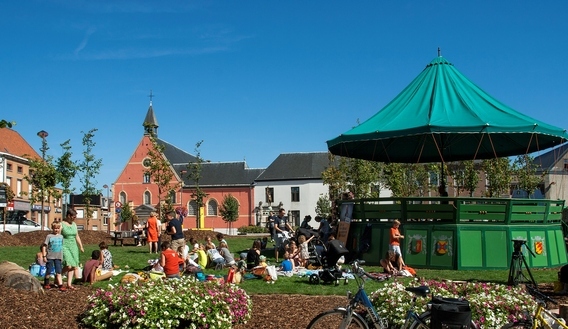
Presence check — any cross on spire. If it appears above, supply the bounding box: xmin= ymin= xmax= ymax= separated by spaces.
xmin=148 ymin=90 xmax=155 ymax=105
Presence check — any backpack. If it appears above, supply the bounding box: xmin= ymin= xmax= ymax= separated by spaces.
xmin=430 ymin=296 xmax=472 ymax=329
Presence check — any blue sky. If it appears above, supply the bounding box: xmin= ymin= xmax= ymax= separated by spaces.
xmin=2 ymin=1 xmax=568 ymax=192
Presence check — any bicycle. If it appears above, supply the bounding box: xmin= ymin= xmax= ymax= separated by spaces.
xmin=306 ymin=259 xmax=477 ymax=329
xmin=501 ymin=284 xmax=568 ymax=329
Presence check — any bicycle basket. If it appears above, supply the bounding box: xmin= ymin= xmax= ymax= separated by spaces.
xmin=430 ymin=296 xmax=472 ymax=329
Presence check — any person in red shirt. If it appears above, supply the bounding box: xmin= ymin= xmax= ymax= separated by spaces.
xmin=160 ymin=241 xmax=183 ymax=279
xmin=389 ymin=219 xmax=406 ymax=267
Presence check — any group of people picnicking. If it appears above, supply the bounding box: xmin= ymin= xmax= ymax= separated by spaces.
xmin=34 ymin=191 xmax=413 ymax=287
xmin=37 ymin=208 xmax=119 ymax=290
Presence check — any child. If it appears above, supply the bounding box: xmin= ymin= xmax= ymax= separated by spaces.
xmin=176 ymin=246 xmax=187 ymax=272
xmin=280 ymin=251 xmax=294 ymax=272
xmin=259 ymin=255 xmax=268 ymax=267
xmin=42 ymin=222 xmax=64 ymax=290
xmin=99 ymin=241 xmax=115 ymax=273
xmin=389 ymin=220 xmax=406 ymax=267
xmin=83 ymin=250 xmax=113 ymax=284
xmin=297 ymin=234 xmax=315 ymax=267
xmin=36 ymin=244 xmax=47 ymax=267
xmin=260 ymin=237 xmax=268 ymax=250
xmin=216 ymin=233 xmax=227 ymax=248
xmin=195 ymin=244 xmax=208 ymax=269
xmin=160 ymin=241 xmax=183 ymax=279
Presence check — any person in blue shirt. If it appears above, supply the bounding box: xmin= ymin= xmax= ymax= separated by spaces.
xmin=165 ymin=210 xmax=185 ymax=252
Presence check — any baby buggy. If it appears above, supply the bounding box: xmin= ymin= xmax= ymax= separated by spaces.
xmin=308 ymin=239 xmax=349 ymax=286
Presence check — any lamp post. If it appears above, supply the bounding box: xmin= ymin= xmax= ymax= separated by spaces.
xmin=37 ymin=130 xmax=48 ymax=230
xmin=103 ymin=184 xmax=110 ymax=233
xmin=179 ymin=170 xmax=187 ymax=221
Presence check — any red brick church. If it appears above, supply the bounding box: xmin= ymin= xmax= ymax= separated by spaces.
xmin=112 ymin=101 xmax=263 ymax=233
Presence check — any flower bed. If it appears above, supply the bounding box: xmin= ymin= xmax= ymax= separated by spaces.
xmin=81 ymin=277 xmax=252 ymax=329
xmin=370 ymin=279 xmax=536 ymax=328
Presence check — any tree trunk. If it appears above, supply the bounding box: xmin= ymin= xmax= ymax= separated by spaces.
xmin=0 ymin=261 xmax=44 ymax=293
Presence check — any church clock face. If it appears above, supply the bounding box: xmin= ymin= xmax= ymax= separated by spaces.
xmin=143 ymin=158 xmax=151 ymax=168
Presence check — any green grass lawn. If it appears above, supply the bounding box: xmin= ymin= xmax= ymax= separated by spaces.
xmin=0 ymin=236 xmax=560 ymax=295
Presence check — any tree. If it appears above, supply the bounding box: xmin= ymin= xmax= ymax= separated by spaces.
xmin=513 ymin=154 xmax=543 ymax=197
xmin=55 ymin=140 xmax=77 ymax=214
xmin=383 ymin=163 xmax=421 ymax=197
xmin=448 ymin=160 xmax=479 ymax=196
xmin=145 ymin=135 xmax=179 ymax=222
xmin=187 ymin=141 xmax=208 ymax=229
xmin=342 ymin=157 xmax=380 ymax=198
xmin=24 ymin=138 xmax=58 ymax=228
xmin=77 ymin=129 xmax=102 ymax=228
xmin=321 ymin=153 xmax=347 ymax=202
xmin=482 ymin=157 xmax=513 ymax=197
xmin=219 ymin=194 xmax=239 ymax=235
xmin=315 ymin=194 xmax=332 ymax=218
xmin=118 ymin=202 xmax=134 ymax=229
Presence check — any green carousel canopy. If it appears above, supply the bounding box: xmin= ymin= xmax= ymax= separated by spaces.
xmin=327 ymin=56 xmax=568 ymax=163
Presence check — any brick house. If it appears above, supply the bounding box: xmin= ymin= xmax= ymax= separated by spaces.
xmin=0 ymin=128 xmax=63 ymax=228
xmin=112 ymin=102 xmax=262 ymax=233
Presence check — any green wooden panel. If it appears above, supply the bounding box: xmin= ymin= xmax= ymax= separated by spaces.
xmin=459 ymin=204 xmax=507 ymax=212
xmin=459 ymin=230 xmax=483 ymax=268
xmin=458 ymin=213 xmax=506 ymax=221
xmin=527 ymin=231 xmax=548 ymax=267
xmin=512 ymin=205 xmax=546 ymax=213
xmin=484 ymin=230 xmax=509 ymax=268
xmin=404 ymin=228 xmax=429 ymax=267
xmin=407 ymin=212 xmax=455 ymax=220
xmin=547 ymin=230 xmax=560 ymax=265
xmin=555 ymin=230 xmax=568 ymax=263
xmin=431 ymin=230 xmax=455 ymax=268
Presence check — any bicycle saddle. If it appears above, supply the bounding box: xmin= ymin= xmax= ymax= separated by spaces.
xmin=405 ymin=286 xmax=431 ymax=297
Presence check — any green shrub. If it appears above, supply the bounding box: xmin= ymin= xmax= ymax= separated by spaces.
xmin=237 ymin=225 xmax=268 ymax=234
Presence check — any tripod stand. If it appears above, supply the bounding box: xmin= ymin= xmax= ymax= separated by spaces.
xmin=507 ymin=239 xmax=537 ymax=286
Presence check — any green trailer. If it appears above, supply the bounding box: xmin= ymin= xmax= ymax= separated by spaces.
xmin=343 ymin=197 xmax=567 ymax=270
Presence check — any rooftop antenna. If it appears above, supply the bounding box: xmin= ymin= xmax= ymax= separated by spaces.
xmin=148 ymin=90 xmax=154 ymax=105
xmin=438 ymin=47 xmax=441 ymax=57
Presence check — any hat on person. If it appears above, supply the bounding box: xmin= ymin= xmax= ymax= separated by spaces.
xmin=259 ymin=255 xmax=267 ymax=261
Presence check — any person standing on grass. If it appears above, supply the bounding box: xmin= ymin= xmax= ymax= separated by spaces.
xmin=146 ymin=212 xmax=160 ymax=254
xmin=42 ymin=221 xmax=64 ymax=291
xmin=389 ymin=219 xmax=406 ymax=267
xmin=61 ymin=208 xmax=84 ymax=290
xmin=165 ymin=210 xmax=185 ymax=252
xmin=274 ymin=208 xmax=293 ymax=263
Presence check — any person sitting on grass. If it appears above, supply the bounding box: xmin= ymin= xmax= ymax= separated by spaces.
xmin=99 ymin=241 xmax=118 ymax=275
xmin=36 ymin=243 xmax=47 ymax=267
xmin=380 ymin=250 xmax=403 ymax=275
xmin=280 ymin=251 xmax=294 ymax=273
xmin=195 ymin=244 xmax=208 ymax=269
xmin=160 ymin=241 xmax=183 ymax=279
xmin=83 ymin=250 xmax=113 ymax=284
xmin=246 ymin=239 xmax=262 ymax=270
xmin=218 ymin=241 xmax=236 ymax=266
xmin=205 ymin=244 xmax=225 ymax=268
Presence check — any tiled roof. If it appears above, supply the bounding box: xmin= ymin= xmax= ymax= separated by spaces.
xmin=157 ymin=138 xmax=198 ymax=165
xmin=256 ymin=152 xmax=330 ymax=181
xmin=0 ymin=128 xmax=42 ymax=159
xmin=175 ymin=162 xmax=264 ymax=187
xmin=533 ymin=143 xmax=568 ymax=171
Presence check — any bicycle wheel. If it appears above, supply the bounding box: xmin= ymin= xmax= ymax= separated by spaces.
xmin=500 ymin=322 xmax=532 ymax=329
xmin=306 ymin=309 xmax=368 ymax=329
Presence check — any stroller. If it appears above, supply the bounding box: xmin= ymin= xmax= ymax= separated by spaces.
xmin=308 ymin=239 xmax=349 ymax=286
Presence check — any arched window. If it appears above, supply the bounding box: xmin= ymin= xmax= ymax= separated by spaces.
xmin=119 ymin=192 xmax=127 ymax=205
xmin=207 ymin=199 xmax=218 ymax=216
xmin=188 ymin=200 xmax=198 ymax=216
xmin=169 ymin=190 xmax=176 ymax=204
xmin=144 ymin=191 xmax=151 ymax=205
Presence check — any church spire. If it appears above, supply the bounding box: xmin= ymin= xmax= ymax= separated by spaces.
xmin=143 ymin=90 xmax=159 ymax=137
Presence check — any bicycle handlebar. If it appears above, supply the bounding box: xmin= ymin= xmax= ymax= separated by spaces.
xmin=350 ymin=259 xmax=384 ymax=282
xmin=526 ymin=285 xmax=558 ymax=305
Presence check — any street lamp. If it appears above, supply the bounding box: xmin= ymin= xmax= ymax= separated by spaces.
xmin=37 ymin=130 xmax=48 ymax=230
xmin=103 ymin=184 xmax=110 ymax=233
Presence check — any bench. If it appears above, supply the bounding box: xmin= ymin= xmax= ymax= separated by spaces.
xmin=111 ymin=231 xmax=126 ymax=246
